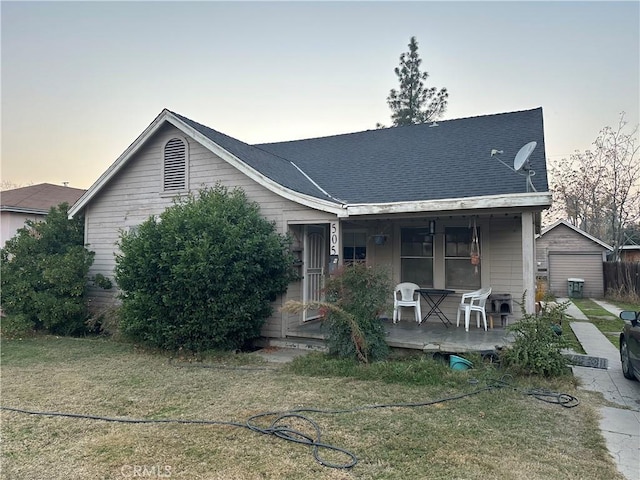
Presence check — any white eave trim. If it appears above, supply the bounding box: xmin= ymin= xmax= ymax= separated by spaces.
xmin=163 ymin=116 xmax=347 ymax=217
xmin=540 ymin=219 xmax=613 ymax=251
xmin=343 ymin=192 xmax=553 ymax=216
xmin=0 ymin=206 xmax=49 ymax=215
xmin=69 ymin=110 xmax=171 ymax=217
xmin=68 ymin=109 xmax=552 ymax=221
xmin=69 ymin=110 xmax=346 ymax=218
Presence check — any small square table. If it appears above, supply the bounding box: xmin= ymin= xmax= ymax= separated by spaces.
xmin=417 ymin=288 xmax=456 ymax=327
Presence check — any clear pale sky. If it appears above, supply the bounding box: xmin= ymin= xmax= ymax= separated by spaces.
xmin=2 ymin=0 xmax=638 ymax=189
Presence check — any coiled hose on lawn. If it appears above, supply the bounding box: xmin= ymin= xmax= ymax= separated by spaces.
xmin=0 ymin=375 xmax=578 ymax=470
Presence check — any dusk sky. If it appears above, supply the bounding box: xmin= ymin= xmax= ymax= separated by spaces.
xmin=2 ymin=1 xmax=638 ymax=189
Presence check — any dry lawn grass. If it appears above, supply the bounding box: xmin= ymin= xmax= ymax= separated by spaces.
xmin=0 ymin=336 xmax=623 ymax=479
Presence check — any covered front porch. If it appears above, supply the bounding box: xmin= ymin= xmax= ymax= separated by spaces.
xmin=286 ymin=317 xmax=515 ymax=354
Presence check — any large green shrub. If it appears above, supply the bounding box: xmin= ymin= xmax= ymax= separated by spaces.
xmin=501 ymin=297 xmax=570 ymax=377
xmin=0 ymin=203 xmax=95 ymax=335
xmin=114 ymin=185 xmax=295 ymax=352
xmin=321 ymin=264 xmax=392 ymax=362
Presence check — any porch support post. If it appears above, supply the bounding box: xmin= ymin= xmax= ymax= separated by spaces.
xmin=521 ymin=212 xmax=536 ymax=314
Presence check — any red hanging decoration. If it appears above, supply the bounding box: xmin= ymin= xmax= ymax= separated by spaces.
xmin=470 ymin=218 xmax=480 ymax=273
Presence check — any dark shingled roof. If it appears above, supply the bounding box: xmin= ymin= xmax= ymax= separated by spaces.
xmin=171 ymin=112 xmax=341 ymax=203
xmin=173 ymin=108 xmax=548 ymax=205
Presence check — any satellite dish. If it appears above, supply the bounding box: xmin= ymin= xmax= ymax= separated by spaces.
xmin=492 ymin=141 xmax=539 ymax=192
xmin=513 ymin=141 xmax=537 ymax=172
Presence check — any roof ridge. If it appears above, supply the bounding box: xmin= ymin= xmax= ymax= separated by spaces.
xmin=1 ymin=183 xmax=86 ymax=194
xmin=255 ymin=107 xmax=543 ymax=146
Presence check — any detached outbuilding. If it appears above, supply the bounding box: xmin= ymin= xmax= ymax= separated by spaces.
xmin=536 ymin=220 xmax=612 ymax=298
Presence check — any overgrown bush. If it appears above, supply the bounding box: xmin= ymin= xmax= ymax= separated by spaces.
xmin=501 ymin=295 xmax=571 ymax=377
xmin=114 ymin=185 xmax=295 ymax=352
xmin=0 ymin=314 xmax=37 ymax=339
xmin=0 ymin=203 xmax=95 ymax=335
xmin=321 ymin=264 xmax=392 ymax=362
xmin=606 ymin=284 xmax=640 ymax=305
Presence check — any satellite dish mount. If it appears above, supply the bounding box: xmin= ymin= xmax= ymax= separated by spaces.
xmin=492 ymin=141 xmax=538 ymax=192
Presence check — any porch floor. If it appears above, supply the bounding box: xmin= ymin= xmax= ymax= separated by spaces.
xmin=287 ymin=317 xmax=516 ymax=354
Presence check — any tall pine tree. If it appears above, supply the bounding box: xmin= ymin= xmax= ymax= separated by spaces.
xmin=386 ymin=36 xmax=448 ymax=126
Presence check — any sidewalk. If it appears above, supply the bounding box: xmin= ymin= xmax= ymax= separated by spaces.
xmin=561 ymin=297 xmax=640 ymax=480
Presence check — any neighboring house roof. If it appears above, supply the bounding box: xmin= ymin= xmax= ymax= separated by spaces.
xmin=70 ymin=108 xmax=552 ymax=218
xmin=538 ymin=219 xmax=613 ymax=251
xmin=1 ymin=183 xmax=86 ymax=215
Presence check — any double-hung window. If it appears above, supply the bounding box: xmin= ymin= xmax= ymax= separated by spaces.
xmin=400 ymin=227 xmax=433 ymax=286
xmin=445 ymin=227 xmax=481 ymax=289
xmin=343 ymin=231 xmax=367 ymax=265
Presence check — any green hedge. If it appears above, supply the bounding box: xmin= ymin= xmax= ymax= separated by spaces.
xmin=0 ymin=203 xmax=94 ymax=335
xmin=115 ymin=185 xmax=295 ymax=352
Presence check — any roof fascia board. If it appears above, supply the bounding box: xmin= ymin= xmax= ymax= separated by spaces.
xmin=69 ymin=110 xmax=345 ymax=218
xmin=69 ymin=110 xmax=173 ymax=217
xmin=344 ymin=192 xmax=552 ymax=216
xmin=0 ymin=206 xmax=48 ymax=215
xmin=539 ymin=218 xmax=564 ymax=236
xmin=69 ymin=110 xmax=552 ymax=222
xmin=541 ymin=219 xmax=613 ymax=251
xmin=163 ymin=116 xmax=347 ymax=216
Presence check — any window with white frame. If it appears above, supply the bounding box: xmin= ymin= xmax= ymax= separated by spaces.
xmin=401 ymin=227 xmax=433 ymax=287
xmin=163 ymin=138 xmax=188 ymax=192
xmin=342 ymin=231 xmax=367 ymax=265
xmin=445 ymin=226 xmax=481 ymax=289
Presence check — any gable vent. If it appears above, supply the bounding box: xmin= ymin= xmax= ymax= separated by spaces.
xmin=163 ymin=138 xmax=187 ymax=191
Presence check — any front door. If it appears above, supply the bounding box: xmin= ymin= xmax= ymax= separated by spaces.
xmin=303 ymin=226 xmax=326 ymax=322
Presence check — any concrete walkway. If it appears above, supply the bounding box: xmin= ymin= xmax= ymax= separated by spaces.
xmin=592 ymin=298 xmax=624 ymax=318
xmin=556 ymin=297 xmax=589 ymax=320
xmin=562 ymin=298 xmax=640 ymax=480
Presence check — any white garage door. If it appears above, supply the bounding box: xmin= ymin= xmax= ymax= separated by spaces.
xmin=548 ymin=252 xmax=604 ymax=298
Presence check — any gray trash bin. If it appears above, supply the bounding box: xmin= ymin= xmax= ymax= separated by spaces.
xmin=567 ymin=278 xmax=584 ymax=298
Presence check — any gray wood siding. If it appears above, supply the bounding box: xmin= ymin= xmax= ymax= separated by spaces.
xmin=84 ymin=124 xmax=336 ymax=338
xmin=536 ymin=223 xmax=607 ymax=298
xmin=548 ymin=253 xmax=604 ymax=298
xmin=484 ymin=216 xmax=523 ymax=320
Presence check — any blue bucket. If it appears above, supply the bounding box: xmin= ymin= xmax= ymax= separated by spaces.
xmin=449 ymin=355 xmax=473 ymax=370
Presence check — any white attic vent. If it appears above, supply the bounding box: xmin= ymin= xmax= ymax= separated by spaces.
xmin=163 ymin=138 xmax=187 ymax=191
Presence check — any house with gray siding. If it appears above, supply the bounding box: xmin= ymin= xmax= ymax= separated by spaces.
xmin=70 ymin=107 xmax=551 ymax=344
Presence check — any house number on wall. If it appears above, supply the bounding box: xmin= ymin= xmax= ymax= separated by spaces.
xmin=330 ymin=221 xmax=338 ymax=256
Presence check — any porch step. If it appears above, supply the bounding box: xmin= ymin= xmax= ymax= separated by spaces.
xmin=260 ymin=337 xmax=328 ymax=353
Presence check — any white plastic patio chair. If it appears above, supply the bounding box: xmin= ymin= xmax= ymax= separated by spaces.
xmin=456 ymin=287 xmax=492 ymax=332
xmin=393 ymin=282 xmax=422 ymax=324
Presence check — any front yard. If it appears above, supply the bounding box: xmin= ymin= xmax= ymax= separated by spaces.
xmin=0 ymin=336 xmax=624 ymax=479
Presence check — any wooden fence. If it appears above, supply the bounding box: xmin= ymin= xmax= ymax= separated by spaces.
xmin=603 ymin=261 xmax=640 ymax=297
